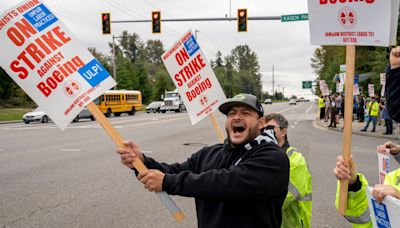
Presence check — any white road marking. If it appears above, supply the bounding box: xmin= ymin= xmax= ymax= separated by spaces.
xmin=305 ymin=104 xmax=313 ymax=114
xmin=291 ymin=126 xmax=295 ymax=128
xmin=277 ymin=105 xmax=301 ymax=114
xmin=294 ymin=122 xmax=298 ymax=125
xmin=60 ymin=149 xmax=81 ymax=152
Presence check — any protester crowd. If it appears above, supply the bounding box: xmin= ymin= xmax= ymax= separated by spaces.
xmin=318 ymin=93 xmax=399 ymax=135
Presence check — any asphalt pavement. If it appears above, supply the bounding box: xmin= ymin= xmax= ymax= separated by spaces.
xmin=1 ymin=102 xmax=399 ymax=228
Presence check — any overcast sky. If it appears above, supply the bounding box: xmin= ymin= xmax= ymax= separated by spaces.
xmin=1 ymin=0 xmax=318 ymax=98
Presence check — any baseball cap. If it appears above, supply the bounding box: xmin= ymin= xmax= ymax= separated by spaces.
xmin=219 ymin=93 xmax=264 ymax=117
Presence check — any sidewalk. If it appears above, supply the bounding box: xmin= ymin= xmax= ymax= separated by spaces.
xmin=316 ymin=117 xmax=400 ymax=141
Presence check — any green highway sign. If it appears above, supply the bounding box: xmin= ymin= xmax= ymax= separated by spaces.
xmin=302 ymin=81 xmax=312 ymax=89
xmin=281 ymin=13 xmax=308 ymax=22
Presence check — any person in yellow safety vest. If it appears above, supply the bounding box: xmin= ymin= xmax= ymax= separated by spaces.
xmin=318 ymin=95 xmax=326 ymax=120
xmin=360 ymin=96 xmax=380 ymax=132
xmin=265 ymin=113 xmax=312 ymax=228
xmin=333 ymin=141 xmax=400 ymax=228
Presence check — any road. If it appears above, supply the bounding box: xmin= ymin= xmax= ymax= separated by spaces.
xmin=0 ymin=101 xmax=397 ymax=227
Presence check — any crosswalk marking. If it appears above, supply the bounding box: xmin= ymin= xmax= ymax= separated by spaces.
xmin=60 ymin=149 xmax=81 ymax=152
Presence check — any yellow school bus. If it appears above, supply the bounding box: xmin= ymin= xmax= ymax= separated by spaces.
xmin=93 ymin=90 xmax=142 ymax=117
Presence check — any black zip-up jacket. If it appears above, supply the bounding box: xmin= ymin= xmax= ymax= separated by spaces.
xmin=142 ymin=140 xmax=289 ymax=228
xmin=386 ymin=67 xmax=400 ymax=122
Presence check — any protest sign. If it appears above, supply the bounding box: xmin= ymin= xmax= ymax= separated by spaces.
xmin=377 ymin=146 xmax=390 ymax=184
xmin=308 ymin=1 xmax=400 ymax=214
xmin=0 ymin=0 xmax=116 ymax=130
xmin=390 ymin=0 xmax=400 ymax=44
xmin=380 ymin=73 xmax=386 ymax=85
xmin=353 ymin=84 xmax=360 ymax=96
xmin=380 ymin=73 xmax=386 ymax=97
xmin=162 ymin=30 xmax=226 ymax=126
xmin=339 ymin=73 xmax=345 ymax=84
xmin=0 ymin=0 xmax=185 ymax=221
xmin=368 ymin=84 xmax=375 ymax=97
xmin=308 ymin=1 xmax=398 ymax=46
xmin=320 ymin=80 xmax=330 ymax=96
xmin=367 ymin=187 xmax=400 ymax=228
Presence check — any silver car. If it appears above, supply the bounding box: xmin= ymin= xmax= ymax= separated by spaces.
xmin=73 ymin=108 xmax=95 ymax=122
xmin=22 ymin=108 xmax=49 ymax=124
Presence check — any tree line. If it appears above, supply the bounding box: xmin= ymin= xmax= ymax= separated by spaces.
xmin=0 ymin=31 xmax=265 ymax=107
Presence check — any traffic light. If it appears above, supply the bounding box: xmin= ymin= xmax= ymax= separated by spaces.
xmin=152 ymin=11 xmax=161 ymax=34
xmin=237 ymin=9 xmax=247 ymax=32
xmin=101 ymin=13 xmax=111 ymax=35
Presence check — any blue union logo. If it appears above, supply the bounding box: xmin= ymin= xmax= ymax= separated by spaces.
xmin=184 ymin=35 xmax=199 ymax=57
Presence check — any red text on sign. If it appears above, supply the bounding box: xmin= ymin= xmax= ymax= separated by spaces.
xmin=174 ymin=53 xmax=206 ymax=87
xmin=9 ymin=22 xmax=71 ymax=79
xmin=320 ymin=0 xmax=374 ymax=4
xmin=186 ymin=77 xmax=212 ymax=102
xmin=36 ymin=55 xmax=84 ymax=97
xmin=175 ymin=48 xmax=189 ymax=66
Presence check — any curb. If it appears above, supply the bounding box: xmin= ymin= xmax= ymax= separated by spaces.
xmin=0 ymin=120 xmax=22 ymax=124
xmin=315 ymin=119 xmax=400 ymax=141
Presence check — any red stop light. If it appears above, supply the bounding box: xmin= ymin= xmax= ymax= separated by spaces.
xmin=237 ymin=9 xmax=247 ymax=32
xmin=152 ymin=11 xmax=161 ymax=34
xmin=101 ymin=13 xmax=111 ymax=35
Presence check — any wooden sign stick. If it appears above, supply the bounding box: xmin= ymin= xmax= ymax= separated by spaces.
xmin=338 ymin=45 xmax=356 ymax=215
xmin=86 ymin=102 xmax=185 ymax=221
xmin=209 ymin=113 xmax=225 ymax=143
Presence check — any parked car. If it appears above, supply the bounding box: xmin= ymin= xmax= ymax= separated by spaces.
xmin=22 ymin=108 xmax=49 ymax=124
xmin=73 ymin=108 xmax=95 ymax=122
xmin=146 ymin=101 xmax=163 ymax=113
xmin=264 ymin=99 xmax=272 ymax=104
xmin=289 ymin=99 xmax=297 ymax=105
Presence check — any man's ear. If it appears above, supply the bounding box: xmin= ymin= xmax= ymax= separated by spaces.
xmin=282 ymin=128 xmax=288 ymax=137
xmin=259 ymin=116 xmax=266 ymax=128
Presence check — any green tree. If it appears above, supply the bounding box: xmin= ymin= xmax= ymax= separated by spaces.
xmin=145 ymin=40 xmax=164 ymax=64
xmin=119 ymin=31 xmax=146 ymax=64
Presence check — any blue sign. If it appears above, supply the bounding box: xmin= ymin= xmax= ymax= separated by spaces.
xmin=354 ymin=74 xmax=359 ymax=84
xmin=184 ymin=35 xmax=200 ymax=57
xmin=372 ymin=199 xmax=391 ymax=228
xmin=78 ymin=59 xmax=110 ymax=87
xmin=23 ymin=4 xmax=58 ymax=32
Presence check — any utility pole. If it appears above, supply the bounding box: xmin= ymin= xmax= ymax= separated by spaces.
xmin=282 ymin=87 xmax=285 ymax=99
xmin=261 ymin=80 xmax=264 ymax=101
xmin=277 ymin=84 xmax=281 ymax=100
xmin=112 ymin=35 xmax=122 ymax=89
xmin=272 ymin=64 xmax=275 ymax=100
xmin=195 ymin=29 xmax=199 ymax=39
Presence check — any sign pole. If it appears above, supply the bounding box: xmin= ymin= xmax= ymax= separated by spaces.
xmin=209 ymin=113 xmax=225 ymax=143
xmin=338 ymin=45 xmax=356 ymax=215
xmin=86 ymin=102 xmax=185 ymax=221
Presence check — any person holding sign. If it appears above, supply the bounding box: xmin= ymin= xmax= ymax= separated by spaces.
xmin=264 ymin=113 xmax=312 ymax=228
xmin=117 ymin=93 xmax=289 ymax=228
xmin=333 ymin=141 xmax=400 ymax=227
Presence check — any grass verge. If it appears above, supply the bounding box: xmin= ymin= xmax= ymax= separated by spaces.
xmin=0 ymin=108 xmax=32 ymax=121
